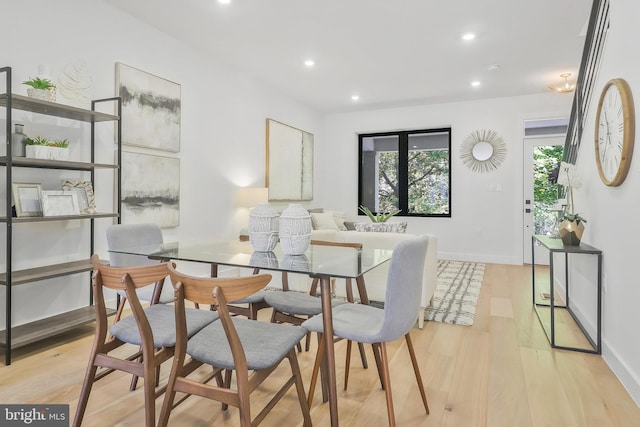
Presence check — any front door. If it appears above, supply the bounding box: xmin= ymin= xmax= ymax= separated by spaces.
xmin=523 ymin=135 xmax=564 ymax=264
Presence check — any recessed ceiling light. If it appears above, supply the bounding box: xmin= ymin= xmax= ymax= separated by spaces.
xmin=462 ymin=33 xmax=476 ymax=41
xmin=351 ymin=95 xmax=360 ymax=101
xmin=218 ymin=0 xmax=231 ymax=4
xmin=304 ymin=59 xmax=315 ymax=67
xmin=471 ymin=81 xmax=481 ymax=87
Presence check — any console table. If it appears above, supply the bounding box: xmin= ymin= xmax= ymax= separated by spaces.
xmin=531 ymin=235 xmax=602 ymax=354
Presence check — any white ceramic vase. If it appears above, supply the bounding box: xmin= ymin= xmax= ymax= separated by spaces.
xmin=248 ymin=203 xmax=279 ymax=252
xmin=279 ymin=204 xmax=312 ymax=255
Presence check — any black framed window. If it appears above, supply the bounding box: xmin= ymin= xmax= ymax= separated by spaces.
xmin=358 ymin=128 xmax=451 ymax=217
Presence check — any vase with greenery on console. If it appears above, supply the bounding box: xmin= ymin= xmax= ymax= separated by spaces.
xmin=556 ymin=162 xmax=586 ymax=246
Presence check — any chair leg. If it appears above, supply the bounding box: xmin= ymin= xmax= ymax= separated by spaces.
xmin=344 ymin=340 xmax=352 ymax=390
xmin=143 ymin=366 xmax=157 ymax=427
xmin=222 ymin=369 xmax=233 ymax=410
xmin=287 ymin=350 xmax=313 ymax=427
xmin=72 ymin=361 xmax=99 ymax=427
xmin=307 ymin=333 xmax=325 ymax=408
xmin=371 ymin=343 xmax=385 ymax=389
xmin=358 ymin=342 xmax=368 ymax=368
xmin=378 ymin=342 xmax=396 ymax=427
xmin=405 ymin=333 xmax=429 ymax=414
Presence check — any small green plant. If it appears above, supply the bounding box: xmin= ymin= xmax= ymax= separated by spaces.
xmin=359 ymin=205 xmax=402 ymax=223
xmin=50 ymin=138 xmax=69 ymax=148
xmin=561 ymin=212 xmax=587 ymax=224
xmin=25 ymin=136 xmax=49 ymax=146
xmin=22 ymin=77 xmax=56 ymax=90
xmin=24 ymin=136 xmax=69 ymax=148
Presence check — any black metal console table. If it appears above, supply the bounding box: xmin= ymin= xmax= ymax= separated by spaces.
xmin=531 ymin=235 xmax=602 ymax=354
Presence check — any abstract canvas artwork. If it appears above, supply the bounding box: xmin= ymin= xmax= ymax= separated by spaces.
xmin=116 ymin=63 xmax=181 ymax=152
xmin=266 ymin=119 xmax=313 ymax=201
xmin=121 ymin=151 xmax=180 ymax=227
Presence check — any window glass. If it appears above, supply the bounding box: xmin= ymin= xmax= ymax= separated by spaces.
xmin=359 ymin=128 xmax=451 ymax=217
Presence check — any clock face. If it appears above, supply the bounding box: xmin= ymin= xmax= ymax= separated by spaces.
xmin=595 ymin=78 xmax=635 ymax=186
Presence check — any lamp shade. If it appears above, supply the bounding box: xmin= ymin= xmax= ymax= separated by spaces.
xmin=236 ymin=187 xmax=268 ymax=208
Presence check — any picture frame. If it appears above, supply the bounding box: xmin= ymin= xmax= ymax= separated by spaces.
xmin=266 ymin=118 xmax=313 ymax=201
xmin=12 ymin=183 xmax=43 ymax=217
xmin=116 ymin=62 xmax=181 ymax=152
xmin=41 ymin=191 xmax=80 ymax=217
xmin=62 ymin=180 xmax=96 ymax=214
xmin=121 ymin=151 xmax=180 ymax=227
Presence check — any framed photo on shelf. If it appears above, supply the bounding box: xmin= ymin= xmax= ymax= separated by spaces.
xmin=41 ymin=191 xmax=80 ymax=217
xmin=12 ymin=182 xmax=43 ymax=217
xmin=62 ymin=180 xmax=96 ymax=213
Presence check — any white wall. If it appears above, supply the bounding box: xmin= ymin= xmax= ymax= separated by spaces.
xmin=319 ymin=93 xmax=572 ymax=264
xmin=0 ymin=0 xmax=322 ymax=328
xmin=563 ymin=0 xmax=640 ymax=406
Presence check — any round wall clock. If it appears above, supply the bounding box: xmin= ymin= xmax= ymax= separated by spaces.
xmin=594 ymin=78 xmax=635 ymax=186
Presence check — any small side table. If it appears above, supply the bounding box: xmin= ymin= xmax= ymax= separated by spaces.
xmin=531 ymin=235 xmax=602 ymax=354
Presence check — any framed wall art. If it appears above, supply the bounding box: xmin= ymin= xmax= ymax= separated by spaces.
xmin=266 ymin=118 xmax=313 ymax=201
xmin=62 ymin=180 xmax=96 ymax=214
xmin=121 ymin=151 xmax=180 ymax=227
xmin=12 ymin=182 xmax=43 ymax=217
xmin=41 ymin=191 xmax=80 ymax=217
xmin=116 ymin=62 xmax=181 ymax=152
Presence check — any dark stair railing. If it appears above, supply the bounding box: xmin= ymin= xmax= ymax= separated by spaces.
xmin=563 ymin=0 xmax=610 ymax=164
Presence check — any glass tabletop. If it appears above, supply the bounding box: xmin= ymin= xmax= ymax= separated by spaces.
xmin=109 ymin=239 xmax=393 ymax=279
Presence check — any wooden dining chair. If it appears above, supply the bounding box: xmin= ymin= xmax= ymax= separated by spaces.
xmin=158 ymin=263 xmax=312 ymax=427
xmin=303 ymin=235 xmax=431 ymax=427
xmin=73 ymin=255 xmax=218 ymax=427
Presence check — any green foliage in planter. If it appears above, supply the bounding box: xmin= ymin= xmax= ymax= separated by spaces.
xmin=22 ymin=77 xmax=55 ymax=90
xmin=359 ymin=205 xmax=401 ymax=223
xmin=50 ymin=138 xmax=69 ymax=148
xmin=561 ymin=212 xmax=587 ymax=224
xmin=25 ymin=136 xmax=49 ymax=146
xmin=24 ymin=136 xmax=69 ymax=147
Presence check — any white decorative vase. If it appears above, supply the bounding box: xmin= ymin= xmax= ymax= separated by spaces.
xmin=248 ymin=203 xmax=279 ymax=252
xmin=279 ymin=204 xmax=312 ymax=255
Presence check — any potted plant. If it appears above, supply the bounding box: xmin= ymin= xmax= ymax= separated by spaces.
xmin=556 ymin=162 xmax=586 ymax=245
xmin=357 ymin=205 xmax=406 ymax=233
xmin=25 ymin=136 xmax=69 ymax=161
xmin=358 ymin=205 xmax=401 ymax=223
xmin=22 ymin=77 xmax=56 ymax=101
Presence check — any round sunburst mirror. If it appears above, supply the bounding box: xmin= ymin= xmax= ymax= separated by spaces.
xmin=460 ymin=129 xmax=506 ymax=173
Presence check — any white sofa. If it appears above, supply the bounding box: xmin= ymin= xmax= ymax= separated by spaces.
xmin=305 ymin=229 xmax=438 ymax=329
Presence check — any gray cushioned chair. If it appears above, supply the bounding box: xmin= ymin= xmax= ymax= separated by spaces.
xmin=302 ymin=235 xmax=431 ymax=427
xmin=73 ymin=256 xmax=217 ymax=427
xmin=106 ymin=223 xmax=175 ymax=319
xmin=158 ymin=263 xmax=312 ymax=427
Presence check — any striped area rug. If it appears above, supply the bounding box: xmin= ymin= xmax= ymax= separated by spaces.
xmin=424 ymin=260 xmax=485 ymax=326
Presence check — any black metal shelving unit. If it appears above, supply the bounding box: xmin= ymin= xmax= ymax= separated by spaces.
xmin=0 ymin=66 xmax=122 ymax=365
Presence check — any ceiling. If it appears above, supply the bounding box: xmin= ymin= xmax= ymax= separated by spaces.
xmin=106 ymin=0 xmax=592 ymax=114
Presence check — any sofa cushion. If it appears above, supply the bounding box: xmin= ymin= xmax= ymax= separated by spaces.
xmin=311 ymin=212 xmax=339 ymax=230
xmin=354 ymin=222 xmax=407 ymax=233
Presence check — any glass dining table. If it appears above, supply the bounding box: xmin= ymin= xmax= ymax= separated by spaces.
xmin=109 ymin=237 xmax=393 ymax=426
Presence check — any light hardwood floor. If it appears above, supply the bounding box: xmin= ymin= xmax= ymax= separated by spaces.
xmin=1 ymin=263 xmax=639 ymax=426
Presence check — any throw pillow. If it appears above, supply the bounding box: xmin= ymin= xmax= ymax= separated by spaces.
xmin=326 ymin=210 xmax=348 ymax=231
xmin=354 ymin=222 xmax=407 ymax=233
xmin=311 ymin=212 xmax=339 ymax=230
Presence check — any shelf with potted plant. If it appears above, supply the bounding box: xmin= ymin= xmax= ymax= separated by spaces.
xmin=0 ymin=65 xmax=122 ymax=365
